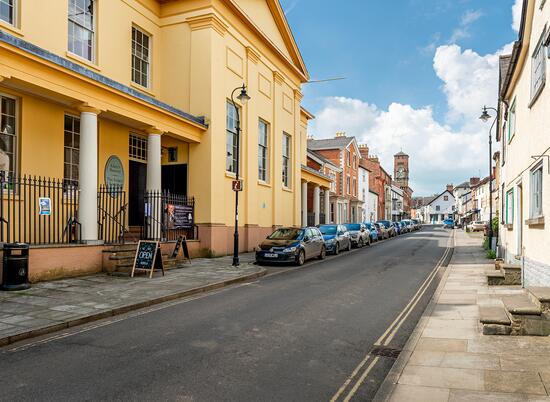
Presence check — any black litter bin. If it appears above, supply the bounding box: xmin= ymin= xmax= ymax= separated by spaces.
xmin=1 ymin=243 xmax=30 ymax=291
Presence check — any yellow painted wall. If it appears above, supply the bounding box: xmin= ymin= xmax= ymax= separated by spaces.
xmin=1 ymin=0 xmax=308 ymax=247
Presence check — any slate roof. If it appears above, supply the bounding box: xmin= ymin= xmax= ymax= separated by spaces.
xmin=394 ymin=151 xmax=408 ymax=157
xmin=411 ymin=196 xmax=436 ymax=208
xmin=307 ymin=136 xmax=356 ymax=150
xmin=499 ymin=55 xmax=512 ymax=93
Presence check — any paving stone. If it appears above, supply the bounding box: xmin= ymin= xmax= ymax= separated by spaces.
xmin=407 ymin=350 xmax=446 ymax=367
xmin=500 ymin=355 xmax=550 ymax=372
xmin=399 ymin=365 xmax=485 ymax=390
xmin=439 ymin=352 xmax=501 ymax=370
xmin=415 ymin=338 xmax=468 ymax=353
xmin=449 ymin=389 xmax=547 ymax=402
xmin=484 ymin=370 xmax=547 ymax=395
xmin=390 ymin=384 xmax=450 ymax=402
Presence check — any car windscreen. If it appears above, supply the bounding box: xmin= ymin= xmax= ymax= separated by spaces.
xmin=364 ymin=223 xmax=372 ymax=229
xmin=319 ymin=226 xmax=337 ymax=235
xmin=268 ymin=228 xmax=303 ymax=240
xmin=345 ymin=224 xmax=361 ymax=231
xmin=378 ymin=221 xmax=391 ymax=228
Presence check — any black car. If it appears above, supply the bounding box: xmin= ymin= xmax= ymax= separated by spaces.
xmin=256 ymin=227 xmax=326 ymax=266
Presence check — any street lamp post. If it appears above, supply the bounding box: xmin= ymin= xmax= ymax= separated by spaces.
xmin=230 ymin=84 xmax=251 ymax=267
xmin=479 ymin=106 xmax=498 ymax=251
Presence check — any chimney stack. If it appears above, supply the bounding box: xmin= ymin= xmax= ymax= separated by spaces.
xmin=446 ymin=184 xmax=454 ymax=193
xmin=335 ymin=132 xmax=346 ymax=138
xmin=470 ymin=177 xmax=480 ymax=187
xmin=359 ymin=143 xmax=369 ymax=159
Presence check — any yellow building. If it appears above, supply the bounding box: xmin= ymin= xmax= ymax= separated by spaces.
xmin=0 ymin=0 xmax=312 ymax=278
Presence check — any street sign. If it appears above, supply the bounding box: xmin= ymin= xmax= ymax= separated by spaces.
xmin=232 ymin=180 xmax=243 ymax=192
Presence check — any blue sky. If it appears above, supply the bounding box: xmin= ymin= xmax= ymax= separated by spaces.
xmin=280 ymin=0 xmax=521 ymax=195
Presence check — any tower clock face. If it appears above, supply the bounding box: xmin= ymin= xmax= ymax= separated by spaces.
xmin=397 ymin=166 xmax=406 ymax=179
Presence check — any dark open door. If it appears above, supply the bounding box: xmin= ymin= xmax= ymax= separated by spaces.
xmin=162 ymin=164 xmax=187 ymax=196
xmin=129 ymin=160 xmax=147 ymax=226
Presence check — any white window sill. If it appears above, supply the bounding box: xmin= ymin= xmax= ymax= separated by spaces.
xmin=225 ymin=171 xmax=237 ymax=179
xmin=0 ymin=20 xmax=23 ymax=37
xmin=282 ymin=186 xmax=293 ymax=193
xmin=526 ymin=216 xmax=545 ymax=227
xmin=66 ymin=51 xmax=100 ymax=72
xmin=258 ymin=180 xmax=271 ymax=188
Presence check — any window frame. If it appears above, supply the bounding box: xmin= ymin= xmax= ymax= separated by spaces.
xmin=530 ymin=163 xmax=543 ymax=218
xmin=0 ymin=0 xmax=17 ymax=27
xmin=129 ymin=132 xmax=148 ymax=162
xmin=131 ymin=25 xmax=152 ymax=89
xmin=226 ymin=101 xmax=240 ymax=175
xmin=530 ymin=27 xmax=547 ymax=105
xmin=68 ymin=0 xmax=96 ymax=62
xmin=0 ymin=92 xmax=18 ymax=180
xmin=506 ymin=189 xmax=515 ymax=224
xmin=282 ymin=132 xmax=291 ymax=188
xmin=63 ymin=114 xmax=80 ymax=188
xmin=508 ymin=99 xmax=516 ymax=143
xmin=258 ymin=119 xmax=269 ymax=183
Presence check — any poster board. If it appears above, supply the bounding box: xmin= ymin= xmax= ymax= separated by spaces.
xmin=131 ymin=240 xmax=165 ymax=278
xmin=171 ymin=236 xmax=192 ymax=264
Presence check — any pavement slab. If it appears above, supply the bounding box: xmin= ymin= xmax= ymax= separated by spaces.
xmin=378 ymin=230 xmax=550 ymax=401
xmin=0 ymin=253 xmax=265 ymax=345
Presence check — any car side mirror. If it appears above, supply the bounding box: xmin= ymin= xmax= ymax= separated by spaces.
xmin=304 ymin=236 xmax=310 ymax=242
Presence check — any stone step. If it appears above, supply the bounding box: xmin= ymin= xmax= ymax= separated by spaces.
xmin=487 ymin=270 xmax=505 ymax=286
xmin=480 ymin=305 xmax=512 ymax=335
xmin=527 ymin=287 xmax=550 ymax=314
xmin=104 ymin=244 xmax=139 ymax=253
xmin=502 ymin=294 xmax=541 ymax=316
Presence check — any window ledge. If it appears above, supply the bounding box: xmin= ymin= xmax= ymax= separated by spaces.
xmin=225 ymin=171 xmax=237 ymax=179
xmin=65 ymin=51 xmax=100 ymax=72
xmin=258 ymin=180 xmax=271 ymax=188
xmin=526 ymin=216 xmax=545 ymax=227
xmin=130 ymin=82 xmax=155 ymax=97
xmin=505 ymin=224 xmax=514 ymax=230
xmin=0 ymin=21 xmax=23 ymax=37
xmin=282 ymin=186 xmax=293 ymax=193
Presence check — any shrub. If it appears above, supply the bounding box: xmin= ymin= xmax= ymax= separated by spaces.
xmin=482 ymin=237 xmax=490 ymax=250
xmin=486 ymin=249 xmax=496 ymax=259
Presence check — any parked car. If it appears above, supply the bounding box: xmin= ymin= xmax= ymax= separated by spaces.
xmin=374 ymin=222 xmax=389 ymax=240
xmin=377 ymin=220 xmax=396 ymax=237
xmin=411 ymin=219 xmax=421 ymax=230
xmin=319 ymin=224 xmax=352 ymax=255
xmin=392 ymin=222 xmax=402 ymax=235
xmin=344 ymin=223 xmax=371 ymax=248
xmin=402 ymin=219 xmax=414 ymax=232
xmin=443 ymin=218 xmax=455 ymax=229
xmin=256 ymin=227 xmax=326 ymax=266
xmin=468 ymin=221 xmax=486 ymax=232
xmin=399 ymin=221 xmax=409 ymax=233
xmin=364 ymin=223 xmax=379 ymax=242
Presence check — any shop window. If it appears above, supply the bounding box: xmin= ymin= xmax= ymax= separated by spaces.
xmin=0 ymin=0 xmax=15 ymax=25
xmin=0 ymin=94 xmax=16 ymax=179
xmin=132 ymin=26 xmax=151 ymax=88
xmin=129 ymin=133 xmax=147 ymax=162
xmin=258 ymin=119 xmax=269 ymax=182
xmin=63 ymin=115 xmax=80 ymax=187
xmin=68 ymin=0 xmax=95 ymax=62
xmin=282 ymin=133 xmax=291 ymax=187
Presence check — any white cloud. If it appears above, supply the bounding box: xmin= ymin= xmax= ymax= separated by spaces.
xmin=512 ymin=0 xmax=523 ymax=32
xmin=449 ymin=9 xmax=484 ymax=43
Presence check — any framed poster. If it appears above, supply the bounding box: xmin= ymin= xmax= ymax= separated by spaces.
xmin=39 ymin=197 xmax=51 ymax=216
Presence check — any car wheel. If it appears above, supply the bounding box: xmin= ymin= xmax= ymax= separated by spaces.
xmin=358 ymin=239 xmax=363 ymax=248
xmin=347 ymin=241 xmax=352 ymax=252
xmin=296 ymin=250 xmax=305 ymax=266
xmin=334 ymin=243 xmax=340 ymax=255
xmin=318 ymin=246 xmax=326 ymax=260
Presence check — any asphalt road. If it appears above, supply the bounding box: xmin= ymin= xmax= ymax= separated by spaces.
xmin=0 ymin=225 xmax=451 ymax=402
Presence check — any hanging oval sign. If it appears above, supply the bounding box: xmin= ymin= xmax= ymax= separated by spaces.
xmin=105 ymin=156 xmax=124 ymax=192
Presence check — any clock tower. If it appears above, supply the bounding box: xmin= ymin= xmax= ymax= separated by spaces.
xmin=394 ymin=151 xmax=409 ymax=188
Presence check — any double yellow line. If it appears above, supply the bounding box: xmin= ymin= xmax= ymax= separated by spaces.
xmin=330 ymin=232 xmax=454 ymax=402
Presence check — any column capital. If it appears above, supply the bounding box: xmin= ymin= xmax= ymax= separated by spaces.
xmin=187 ymin=13 xmax=228 ymax=36
xmin=77 ymin=104 xmax=102 ymax=114
xmin=293 ymin=89 xmax=303 ymax=102
xmin=273 ymin=71 xmax=284 ymax=85
xmin=246 ymin=46 xmax=261 ymax=64
xmin=146 ymin=127 xmax=164 ymax=136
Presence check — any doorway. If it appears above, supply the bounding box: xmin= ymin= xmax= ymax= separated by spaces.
xmin=129 ymin=160 xmax=147 ymax=226
xmin=162 ymin=164 xmax=187 ymax=196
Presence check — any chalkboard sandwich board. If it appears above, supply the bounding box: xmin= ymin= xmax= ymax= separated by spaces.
xmin=131 ymin=240 xmax=165 ymax=278
xmin=171 ymin=236 xmax=192 ymax=265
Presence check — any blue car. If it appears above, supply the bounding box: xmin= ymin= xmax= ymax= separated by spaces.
xmin=364 ymin=222 xmax=379 ymax=242
xmin=319 ymin=224 xmax=352 ymax=255
xmin=443 ymin=218 xmax=455 ymax=229
xmin=392 ymin=222 xmax=402 ymax=235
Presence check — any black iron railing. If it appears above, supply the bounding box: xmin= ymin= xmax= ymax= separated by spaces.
xmin=142 ymin=190 xmax=195 ymax=241
xmin=0 ymin=174 xmax=80 ymax=244
xmin=98 ymin=185 xmax=127 ymax=244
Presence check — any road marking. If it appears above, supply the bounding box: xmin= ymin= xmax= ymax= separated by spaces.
xmin=330 ymin=228 xmax=453 ymax=402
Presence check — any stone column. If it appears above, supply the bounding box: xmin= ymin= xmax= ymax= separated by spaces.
xmin=324 ymin=189 xmax=330 ymax=224
xmin=147 ymin=128 xmax=163 ymax=238
xmin=301 ymin=181 xmax=308 ymax=227
xmin=78 ymin=105 xmax=100 ymax=242
xmin=313 ymin=185 xmax=320 ymax=226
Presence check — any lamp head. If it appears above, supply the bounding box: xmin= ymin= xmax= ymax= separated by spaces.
xmin=237 ymin=85 xmax=251 ymax=104
xmin=479 ymin=107 xmax=491 ymax=122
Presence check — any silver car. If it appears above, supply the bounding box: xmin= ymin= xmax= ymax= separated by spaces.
xmin=344 ymin=223 xmax=371 ymax=248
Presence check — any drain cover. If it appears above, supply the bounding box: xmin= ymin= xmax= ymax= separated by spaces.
xmin=369 ymin=346 xmax=401 ymax=359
